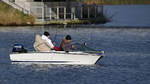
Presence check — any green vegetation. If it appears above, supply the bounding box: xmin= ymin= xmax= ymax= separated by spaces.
xmin=48 ymin=20 xmax=89 ymax=25
xmin=0 ymin=1 xmax=35 ymax=26
xmin=88 ymin=12 xmax=110 ymax=24
xmin=33 ymin=20 xmax=89 ymax=25
xmin=66 ymin=20 xmax=90 ymax=24
xmin=47 ymin=17 xmax=109 ymax=25
xmin=80 ymin=0 xmax=150 ymax=5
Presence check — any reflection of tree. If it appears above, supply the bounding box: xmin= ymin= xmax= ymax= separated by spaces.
xmin=88 ymin=8 xmax=111 ymax=24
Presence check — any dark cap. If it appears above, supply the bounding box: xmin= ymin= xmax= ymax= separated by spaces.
xmin=65 ymin=35 xmax=71 ymax=40
xmin=44 ymin=31 xmax=50 ymax=36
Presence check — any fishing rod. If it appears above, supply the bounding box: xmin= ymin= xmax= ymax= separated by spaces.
xmin=71 ymin=42 xmax=104 ymax=54
xmin=53 ymin=27 xmax=58 ymax=42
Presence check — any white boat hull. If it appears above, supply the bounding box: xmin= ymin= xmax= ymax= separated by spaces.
xmin=10 ymin=51 xmax=104 ymax=65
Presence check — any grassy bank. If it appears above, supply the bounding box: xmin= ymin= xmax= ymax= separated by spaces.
xmin=0 ymin=1 xmax=35 ymax=26
xmin=81 ymin=0 xmax=150 ymax=5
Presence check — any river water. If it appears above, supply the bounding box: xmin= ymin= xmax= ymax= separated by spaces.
xmin=0 ymin=26 xmax=150 ymax=84
xmin=104 ymin=5 xmax=150 ymax=27
xmin=0 ymin=5 xmax=150 ymax=84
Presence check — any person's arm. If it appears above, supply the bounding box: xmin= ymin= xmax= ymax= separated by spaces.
xmin=47 ymin=39 xmax=54 ymax=49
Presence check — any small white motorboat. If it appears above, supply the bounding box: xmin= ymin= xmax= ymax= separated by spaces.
xmin=10 ymin=51 xmax=104 ymax=65
xmin=10 ymin=42 xmax=104 ymax=65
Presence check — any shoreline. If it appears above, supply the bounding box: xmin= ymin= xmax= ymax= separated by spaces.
xmin=0 ymin=19 xmax=107 ymax=26
xmin=0 ymin=24 xmax=150 ymax=29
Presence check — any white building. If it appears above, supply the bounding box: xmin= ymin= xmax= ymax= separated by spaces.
xmin=9 ymin=0 xmax=103 ymax=21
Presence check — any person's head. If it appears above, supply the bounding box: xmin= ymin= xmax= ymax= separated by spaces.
xmin=65 ymin=35 xmax=71 ymax=43
xmin=44 ymin=31 xmax=50 ymax=38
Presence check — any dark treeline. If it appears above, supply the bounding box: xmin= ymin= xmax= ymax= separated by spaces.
xmin=78 ymin=0 xmax=150 ymax=5
xmin=34 ymin=0 xmax=150 ymax=4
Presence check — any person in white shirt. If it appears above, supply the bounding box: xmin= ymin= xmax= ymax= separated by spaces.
xmin=41 ymin=31 xmax=54 ymax=50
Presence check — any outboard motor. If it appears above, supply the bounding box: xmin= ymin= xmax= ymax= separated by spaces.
xmin=12 ymin=44 xmax=27 ymax=53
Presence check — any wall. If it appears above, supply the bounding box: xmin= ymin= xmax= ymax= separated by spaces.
xmin=15 ymin=0 xmax=31 ymax=12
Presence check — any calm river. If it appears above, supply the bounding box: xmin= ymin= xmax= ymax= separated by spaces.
xmin=0 ymin=5 xmax=150 ymax=84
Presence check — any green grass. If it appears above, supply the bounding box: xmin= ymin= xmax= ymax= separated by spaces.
xmin=0 ymin=1 xmax=35 ymax=26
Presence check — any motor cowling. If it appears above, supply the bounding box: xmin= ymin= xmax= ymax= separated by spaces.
xmin=12 ymin=44 xmax=27 ymax=53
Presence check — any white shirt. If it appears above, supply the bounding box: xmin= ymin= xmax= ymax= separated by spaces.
xmin=42 ymin=35 xmax=54 ymax=49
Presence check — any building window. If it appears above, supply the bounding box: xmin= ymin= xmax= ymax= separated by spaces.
xmin=34 ymin=0 xmax=67 ymax=2
xmin=34 ymin=0 xmax=43 ymax=2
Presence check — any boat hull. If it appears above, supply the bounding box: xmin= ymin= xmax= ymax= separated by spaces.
xmin=10 ymin=51 xmax=103 ymax=65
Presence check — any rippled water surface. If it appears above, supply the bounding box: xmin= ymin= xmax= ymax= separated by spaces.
xmin=104 ymin=5 xmax=150 ymax=27
xmin=0 ymin=26 xmax=150 ymax=84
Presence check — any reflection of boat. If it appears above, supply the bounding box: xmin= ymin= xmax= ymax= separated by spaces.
xmin=10 ymin=51 xmax=104 ymax=65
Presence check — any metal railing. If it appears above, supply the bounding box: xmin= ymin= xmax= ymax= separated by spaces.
xmin=1 ymin=0 xmax=30 ymax=15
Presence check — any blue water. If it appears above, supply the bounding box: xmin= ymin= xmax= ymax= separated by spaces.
xmin=0 ymin=4 xmax=150 ymax=84
xmin=0 ymin=26 xmax=150 ymax=84
xmin=104 ymin=5 xmax=150 ymax=27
